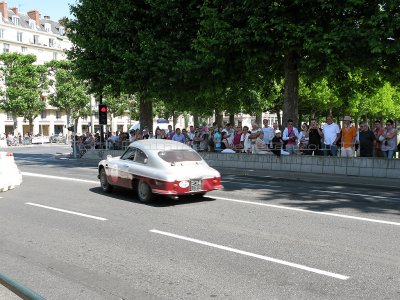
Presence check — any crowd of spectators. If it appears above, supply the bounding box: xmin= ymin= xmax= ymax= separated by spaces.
xmin=83 ymin=115 xmax=398 ymax=159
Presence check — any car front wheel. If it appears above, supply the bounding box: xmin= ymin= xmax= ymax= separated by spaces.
xmin=100 ymin=168 xmax=113 ymax=193
xmin=137 ymin=180 xmax=153 ymax=203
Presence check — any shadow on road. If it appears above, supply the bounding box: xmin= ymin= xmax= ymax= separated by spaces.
xmin=89 ymin=186 xmax=216 ymax=207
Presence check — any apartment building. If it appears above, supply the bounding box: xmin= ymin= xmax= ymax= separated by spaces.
xmin=0 ymin=1 xmax=70 ymax=137
xmin=0 ymin=1 xmax=135 ymax=137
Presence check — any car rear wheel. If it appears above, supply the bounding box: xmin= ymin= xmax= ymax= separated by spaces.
xmin=137 ymin=180 xmax=153 ymax=203
xmin=100 ymin=168 xmax=113 ymax=193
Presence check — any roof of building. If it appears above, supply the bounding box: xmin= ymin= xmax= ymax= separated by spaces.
xmin=2 ymin=8 xmax=65 ymax=36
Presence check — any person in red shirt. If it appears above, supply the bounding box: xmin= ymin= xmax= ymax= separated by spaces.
xmin=373 ymin=120 xmax=384 ymax=157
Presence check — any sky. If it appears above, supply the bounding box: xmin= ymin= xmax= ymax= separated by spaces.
xmin=7 ymin=0 xmax=75 ymax=22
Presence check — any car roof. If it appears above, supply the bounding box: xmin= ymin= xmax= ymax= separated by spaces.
xmin=129 ymin=139 xmax=193 ymax=152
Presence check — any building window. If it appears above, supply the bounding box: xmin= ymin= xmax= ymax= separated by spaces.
xmin=3 ymin=43 xmax=10 ymax=53
xmin=49 ymin=38 xmax=54 ymax=47
xmin=41 ymin=110 xmax=46 ymax=119
xmin=7 ymin=112 xmax=13 ymax=121
xmin=17 ymin=32 xmax=22 ymax=42
xmin=21 ymin=46 xmax=27 ymax=53
xmin=12 ymin=16 xmax=19 ymax=26
xmin=0 ymin=29 xmax=4 ymax=39
xmin=53 ymin=52 xmax=58 ymax=60
xmin=29 ymin=20 xmax=36 ymax=29
xmin=56 ymin=111 xmax=61 ymax=119
xmin=33 ymin=35 xmax=39 ymax=45
xmin=58 ymin=26 xmax=65 ymax=36
xmin=44 ymin=23 xmax=51 ymax=32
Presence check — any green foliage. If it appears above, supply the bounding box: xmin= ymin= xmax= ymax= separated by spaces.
xmin=46 ymin=60 xmax=91 ymax=123
xmin=67 ymin=0 xmax=400 ymax=124
xmin=0 ymin=53 xmax=48 ymax=131
xmin=102 ymin=85 xmax=132 ymax=118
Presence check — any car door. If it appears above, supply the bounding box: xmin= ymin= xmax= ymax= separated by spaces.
xmin=117 ymin=147 xmax=137 ymax=188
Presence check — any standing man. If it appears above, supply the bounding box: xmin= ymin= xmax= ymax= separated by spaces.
xmin=188 ymin=125 xmax=196 ymax=143
xmin=282 ymin=119 xmax=299 ymax=155
xmin=166 ymin=125 xmax=175 ymax=140
xmin=340 ymin=116 xmax=357 ymax=157
xmin=358 ymin=122 xmax=375 ymax=157
xmin=172 ymin=128 xmax=186 ymax=143
xmin=261 ymin=119 xmax=275 ymax=149
xmin=322 ymin=114 xmax=340 ymax=156
xmin=373 ymin=120 xmax=384 ymax=157
xmin=222 ymin=123 xmax=235 ymax=146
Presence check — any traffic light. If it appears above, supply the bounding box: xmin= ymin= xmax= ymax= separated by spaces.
xmin=99 ymin=104 xmax=108 ymax=125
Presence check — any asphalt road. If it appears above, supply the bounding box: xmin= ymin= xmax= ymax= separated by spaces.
xmin=1 ymin=145 xmax=399 ymax=299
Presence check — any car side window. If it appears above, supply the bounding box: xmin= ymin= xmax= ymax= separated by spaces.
xmin=134 ymin=149 xmax=148 ymax=164
xmin=121 ymin=147 xmax=136 ymax=161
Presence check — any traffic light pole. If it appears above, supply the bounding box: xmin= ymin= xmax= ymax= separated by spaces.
xmin=99 ymin=94 xmax=105 ymax=149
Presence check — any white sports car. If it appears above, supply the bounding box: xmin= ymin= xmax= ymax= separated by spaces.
xmin=98 ymin=139 xmax=223 ymax=202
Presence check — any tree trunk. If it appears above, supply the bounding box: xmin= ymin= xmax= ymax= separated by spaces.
xmin=66 ymin=114 xmax=71 ymax=144
xmin=193 ymin=114 xmax=199 ymax=128
xmin=298 ymin=113 xmax=302 ymax=129
xmin=172 ymin=112 xmax=178 ymax=130
xmin=283 ymin=50 xmax=299 ymax=126
xmin=229 ymin=113 xmax=235 ymax=126
xmin=29 ymin=119 xmax=33 ymax=136
xmin=139 ymin=95 xmax=153 ymax=132
xmin=255 ymin=112 xmax=262 ymax=127
xmin=276 ymin=110 xmax=282 ymax=129
xmin=13 ymin=115 xmax=18 ymax=135
xmin=215 ymin=113 xmax=224 ymax=128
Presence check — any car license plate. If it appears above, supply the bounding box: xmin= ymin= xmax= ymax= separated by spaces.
xmin=190 ymin=179 xmax=202 ymax=192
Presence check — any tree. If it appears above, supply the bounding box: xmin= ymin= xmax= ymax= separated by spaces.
xmin=46 ymin=60 xmax=91 ymax=136
xmin=102 ymin=86 xmax=132 ymax=129
xmin=195 ymin=1 xmax=400 ymax=124
xmin=0 ymin=53 xmax=48 ymax=134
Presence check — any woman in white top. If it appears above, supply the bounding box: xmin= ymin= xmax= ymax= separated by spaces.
xmin=381 ymin=119 xmax=397 ymax=158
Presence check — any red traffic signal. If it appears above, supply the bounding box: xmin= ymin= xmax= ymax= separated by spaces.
xmin=99 ymin=104 xmax=108 ymax=125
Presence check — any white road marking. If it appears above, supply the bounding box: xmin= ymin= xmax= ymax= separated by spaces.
xmin=222 ymin=180 xmax=279 ymax=188
xmin=26 ymin=202 xmax=107 ymax=221
xmin=211 ymin=196 xmax=400 ymax=226
xmin=22 ymin=172 xmax=98 ymax=184
xmin=311 ymin=190 xmax=396 ymax=200
xmin=150 ymin=229 xmax=349 ymax=280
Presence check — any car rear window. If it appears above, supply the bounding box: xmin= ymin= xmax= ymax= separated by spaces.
xmin=158 ymin=150 xmax=202 ymax=163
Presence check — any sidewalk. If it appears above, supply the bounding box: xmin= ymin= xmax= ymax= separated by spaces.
xmin=216 ymin=167 xmax=400 ymax=191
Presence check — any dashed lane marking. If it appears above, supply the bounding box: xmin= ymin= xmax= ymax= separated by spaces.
xmin=21 ymin=172 xmax=98 ymax=184
xmin=150 ymin=229 xmax=349 ymax=280
xmin=26 ymin=202 xmax=107 ymax=221
xmin=211 ymin=196 xmax=400 ymax=226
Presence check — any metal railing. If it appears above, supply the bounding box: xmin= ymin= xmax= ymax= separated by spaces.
xmin=0 ymin=272 xmax=45 ymax=300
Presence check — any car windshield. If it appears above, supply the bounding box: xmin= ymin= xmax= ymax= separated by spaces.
xmin=158 ymin=149 xmax=202 ymax=163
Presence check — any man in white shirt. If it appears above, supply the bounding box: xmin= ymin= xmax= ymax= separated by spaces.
xmin=240 ymin=126 xmax=251 ymax=153
xmin=222 ymin=123 xmax=235 ymax=146
xmin=322 ymin=114 xmax=340 ymax=156
xmin=261 ymin=119 xmax=275 ymax=148
xmin=129 ymin=130 xmax=136 ymax=143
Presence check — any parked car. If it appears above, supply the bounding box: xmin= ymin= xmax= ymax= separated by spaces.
xmin=98 ymin=139 xmax=223 ymax=202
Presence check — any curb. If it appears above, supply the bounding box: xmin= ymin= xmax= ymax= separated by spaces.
xmin=216 ymin=167 xmax=400 ymax=191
